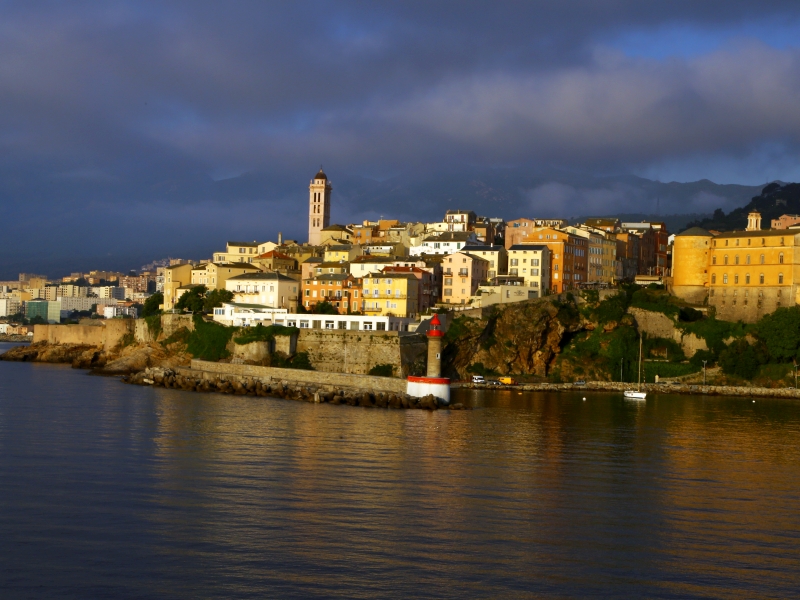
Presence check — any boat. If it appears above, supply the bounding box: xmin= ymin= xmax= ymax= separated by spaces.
xmin=624 ymin=333 xmax=647 ymax=400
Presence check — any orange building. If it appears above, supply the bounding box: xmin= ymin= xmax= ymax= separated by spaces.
xmin=519 ymin=228 xmax=587 ymax=293
xmin=302 ymin=274 xmax=362 ymax=314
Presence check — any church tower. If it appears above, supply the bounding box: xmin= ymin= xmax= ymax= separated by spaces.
xmin=308 ymin=168 xmax=331 ymax=245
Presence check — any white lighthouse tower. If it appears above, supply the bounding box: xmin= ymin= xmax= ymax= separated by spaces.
xmin=407 ymin=314 xmax=451 ymax=404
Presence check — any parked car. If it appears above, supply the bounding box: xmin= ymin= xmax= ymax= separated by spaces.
xmin=487 ymin=379 xmax=502 ymax=386
xmin=498 ymin=376 xmax=517 ymax=385
xmin=471 ymin=375 xmax=485 ymax=384
xmin=574 ymin=380 xmax=586 ymax=386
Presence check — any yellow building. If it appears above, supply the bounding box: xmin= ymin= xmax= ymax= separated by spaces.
xmin=212 ymin=241 xmax=260 ymax=264
xmin=361 ymin=273 xmax=420 ymax=318
xmin=324 ymin=244 xmax=363 ymax=263
xmin=162 ymin=263 xmax=194 ymax=310
xmin=672 ymin=212 xmax=800 ymax=322
xmin=190 ymin=262 xmax=261 ymax=290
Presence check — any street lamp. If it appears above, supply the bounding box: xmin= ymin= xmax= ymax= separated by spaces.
xmin=702 ymin=360 xmax=707 ymax=386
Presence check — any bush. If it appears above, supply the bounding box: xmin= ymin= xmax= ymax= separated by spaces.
xmin=175 ymin=285 xmax=207 ymax=313
xmin=233 ymin=323 xmax=298 ymax=345
xmin=466 ymin=362 xmax=499 ymax=376
xmin=630 ymin=288 xmax=680 ymax=318
xmin=755 ymin=306 xmax=800 ymax=363
xmin=680 ymin=317 xmax=748 ymax=356
xmin=719 ymin=339 xmax=766 ymax=379
xmin=141 ymin=292 xmax=163 ymax=317
xmin=689 ymin=349 xmax=716 ymax=369
xmin=186 ymin=315 xmax=234 ymax=361
xmin=144 ymin=314 xmax=162 ymax=339
xmin=678 ymin=307 xmax=703 ymax=322
xmin=368 ymin=363 xmax=395 ymax=377
xmin=643 ymin=362 xmax=699 ymax=381
xmin=203 ymin=289 xmax=233 ymax=312
xmin=444 ymin=316 xmax=473 ymax=344
xmin=271 ymin=351 xmax=314 ymax=370
xmin=643 ymin=335 xmax=685 ymax=362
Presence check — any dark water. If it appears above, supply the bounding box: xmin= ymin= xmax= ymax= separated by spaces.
xmin=2 ymin=343 xmax=800 ymax=598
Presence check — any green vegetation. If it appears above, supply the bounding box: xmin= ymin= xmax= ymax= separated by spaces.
xmin=444 ymin=316 xmax=474 ymax=344
xmin=160 ymin=326 xmax=190 ymax=348
xmin=186 ymin=315 xmax=234 ymax=361
xmin=678 ymin=317 xmax=748 ymax=355
xmin=270 ymin=351 xmax=314 ymax=370
xmin=175 ymin=286 xmax=234 ymax=313
xmin=141 ymin=292 xmax=163 ymax=317
xmin=642 ymin=335 xmax=685 ymax=362
xmin=466 ymin=362 xmax=499 ymax=377
xmin=368 ymin=363 xmax=395 ymax=377
xmin=629 ymin=287 xmax=680 ymax=318
xmin=642 ymin=362 xmax=699 ymax=382
xmin=755 ymin=306 xmax=800 ymax=362
xmin=718 ymin=338 xmax=767 ymax=379
xmin=144 ymin=314 xmax=162 ymax=339
xmin=233 ymin=323 xmax=299 ymax=345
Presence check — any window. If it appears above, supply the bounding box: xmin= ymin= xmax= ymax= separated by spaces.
xmin=723 ymin=274 xmax=728 ymax=284
xmin=760 ymin=273 xmax=765 ymax=284
xmin=779 ymin=273 xmax=784 ymax=284
xmin=724 ymin=255 xmax=728 ymax=265
xmin=745 ymin=274 xmax=750 ymax=284
xmin=712 ymin=256 xmax=717 ymax=265
xmin=746 ymin=255 xmax=750 ymax=264
xmin=760 ymin=254 xmax=765 ymax=264
xmin=779 ymin=252 xmax=784 ymax=264
xmin=734 ymin=274 xmax=739 ymax=284
xmin=711 ymin=274 xmax=716 ymax=284
xmin=735 ymin=255 xmax=739 ymax=265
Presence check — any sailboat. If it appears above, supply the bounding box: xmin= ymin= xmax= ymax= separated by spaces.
xmin=624 ymin=333 xmax=647 ymax=400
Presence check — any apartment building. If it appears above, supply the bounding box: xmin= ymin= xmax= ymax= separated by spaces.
xmin=191 ymin=262 xmax=261 ymax=290
xmin=213 ymin=241 xmax=260 ymax=264
xmin=462 ymin=244 xmax=508 ymax=280
xmin=441 ymin=251 xmax=490 ymax=305
xmin=507 ymin=245 xmax=551 ymax=294
xmin=361 ymin=273 xmax=420 ymax=318
xmin=226 ymin=272 xmax=299 ymax=311
xmin=381 ymin=266 xmax=436 ymax=314
xmin=504 ymin=218 xmax=569 ymax=248
xmin=302 ymin=274 xmax=362 ymax=314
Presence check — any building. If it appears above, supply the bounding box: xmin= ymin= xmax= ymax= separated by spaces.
xmin=91 ymin=286 xmax=126 ymax=300
xmin=507 ymin=245 xmax=551 ymax=294
xmin=302 ymin=274 xmax=361 ymax=314
xmin=564 ymin=226 xmax=618 ymax=284
xmin=516 ymin=228 xmax=586 ymax=293
xmin=444 ymin=210 xmax=477 ymax=231
xmin=323 ymin=244 xmax=363 ymax=263
xmin=381 ymin=266 xmax=436 ymax=314
xmin=361 ymin=272 xmax=420 ymax=318
xmin=771 ymin=214 xmax=800 ymax=229
xmin=615 ymin=232 xmax=641 ymax=280
xmin=308 ymin=168 xmax=332 ymax=245
xmin=410 ymin=231 xmax=479 ymax=256
xmin=190 ymin=262 xmax=262 ymax=290
xmin=441 ymin=251 xmax=490 ymax=305
xmin=213 ymin=303 xmax=415 ymax=331
xmin=0 ymin=298 xmax=20 ymax=317
xmin=103 ymin=306 xmax=138 ymax=319
xmin=472 ymin=277 xmax=541 ymax=307
xmin=226 ymin=272 xmax=299 ymax=311
xmin=472 ymin=217 xmax=497 ymax=244
xmin=671 ymin=211 xmax=800 ymax=322
xmin=118 ymin=274 xmax=155 ymax=294
xmin=462 ymin=244 xmax=508 ymax=280
xmin=319 ymin=224 xmax=353 ymax=244
xmin=583 ymin=218 xmax=620 ymax=233
xmin=56 ymin=285 xmax=88 ymax=298
xmin=251 ymin=250 xmax=298 ymax=272
xmin=212 ymin=241 xmax=260 ymax=264
xmin=163 ymin=263 xmax=194 ymax=310
xmin=349 ymin=256 xmax=399 ymax=278
xmin=504 ymin=218 xmax=569 ymax=248
xmin=25 ymin=300 xmax=61 ymax=323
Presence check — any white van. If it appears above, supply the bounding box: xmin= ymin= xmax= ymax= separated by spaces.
xmin=471 ymin=375 xmax=485 ymax=384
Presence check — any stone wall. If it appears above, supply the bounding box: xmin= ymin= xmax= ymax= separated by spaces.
xmin=189 ymin=359 xmax=408 ymax=394
xmin=296 ymin=329 xmax=427 ymax=377
xmin=135 ymin=313 xmax=195 ymax=344
xmin=628 ymin=307 xmax=708 ymax=358
xmin=33 ymin=319 xmax=133 ymax=349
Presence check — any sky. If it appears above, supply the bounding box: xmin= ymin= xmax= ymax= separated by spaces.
xmin=3 ymin=1 xmax=800 ymax=277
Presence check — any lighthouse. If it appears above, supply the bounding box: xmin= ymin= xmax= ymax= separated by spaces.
xmin=407 ymin=314 xmax=451 ymax=404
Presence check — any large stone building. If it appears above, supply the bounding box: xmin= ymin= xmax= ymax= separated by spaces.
xmin=308 ymin=168 xmax=332 ymax=245
xmin=672 ymin=211 xmax=800 ymax=322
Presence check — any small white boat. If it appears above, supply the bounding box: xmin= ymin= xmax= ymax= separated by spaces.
xmin=624 ymin=333 xmax=647 ymax=400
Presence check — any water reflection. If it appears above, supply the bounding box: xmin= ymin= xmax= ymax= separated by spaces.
xmin=0 ymin=360 xmax=799 ymax=597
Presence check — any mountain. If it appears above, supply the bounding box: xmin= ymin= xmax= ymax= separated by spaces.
xmin=685 ymin=183 xmax=800 ymax=232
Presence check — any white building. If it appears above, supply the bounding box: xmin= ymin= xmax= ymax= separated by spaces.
xmin=225 ymin=272 xmax=299 ymax=311
xmin=212 ymin=303 xmax=415 ymax=331
xmin=507 ymin=245 xmax=551 ymax=292
xmin=59 ymin=297 xmax=119 ymax=312
xmin=103 ymin=306 xmax=138 ymax=319
xmin=91 ymin=286 xmax=126 ymax=299
xmin=409 ymin=231 xmax=479 ymax=256
xmin=0 ymin=298 xmax=20 ymax=317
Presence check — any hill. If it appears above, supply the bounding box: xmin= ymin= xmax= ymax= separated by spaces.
xmin=684 ymin=182 xmax=800 ymax=232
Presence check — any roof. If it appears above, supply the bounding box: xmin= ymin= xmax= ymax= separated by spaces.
xmin=317 ymin=262 xmax=350 ymax=269
xmin=352 ymin=255 xmax=394 ymax=263
xmin=445 ymin=209 xmax=477 ymax=215
xmin=365 ymin=272 xmax=418 ymax=279
xmin=321 ymin=224 xmax=351 ymax=232
xmin=307 ymin=273 xmax=351 ymax=282
xmin=228 ymin=272 xmax=297 ymax=281
xmin=216 ymin=262 xmax=261 ymax=269
xmin=256 ymin=250 xmax=293 ymax=260
xmin=714 ymin=229 xmax=797 ymax=239
xmin=302 ymin=256 xmax=323 ymax=264
xmin=314 ymin=168 xmax=327 ymax=181
xmin=227 ymin=241 xmax=258 ymax=247
xmin=326 ymin=244 xmax=353 ymax=251
xmin=462 ymin=244 xmax=505 ymax=252
xmin=422 ymin=232 xmax=475 ymax=242
xmin=676 ymin=227 xmax=712 ymax=237
xmin=382 ymin=266 xmax=426 ymax=274
xmin=508 ymin=245 xmax=548 ymax=251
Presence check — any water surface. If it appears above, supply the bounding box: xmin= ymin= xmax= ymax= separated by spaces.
xmin=1 ymin=343 xmax=799 ymax=598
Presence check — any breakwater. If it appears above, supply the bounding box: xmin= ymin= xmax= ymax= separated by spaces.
xmin=460 ymin=380 xmax=800 ymax=399
xmin=125 ymin=360 xmax=464 ymax=410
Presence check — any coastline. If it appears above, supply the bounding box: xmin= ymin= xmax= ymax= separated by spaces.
xmin=457 ymin=380 xmax=800 ymax=399
xmin=0 ymin=335 xmax=32 ymax=343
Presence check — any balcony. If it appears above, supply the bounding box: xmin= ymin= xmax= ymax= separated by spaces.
xmin=364 ymin=294 xmax=408 ymax=300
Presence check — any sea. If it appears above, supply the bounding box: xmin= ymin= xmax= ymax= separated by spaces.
xmin=1 ymin=341 xmax=799 ymax=598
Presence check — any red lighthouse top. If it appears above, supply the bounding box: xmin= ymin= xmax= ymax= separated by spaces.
xmin=427 ymin=313 xmax=444 ymax=337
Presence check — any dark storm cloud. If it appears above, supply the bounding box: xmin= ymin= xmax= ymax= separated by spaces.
xmin=2 ymin=1 xmax=800 ymax=276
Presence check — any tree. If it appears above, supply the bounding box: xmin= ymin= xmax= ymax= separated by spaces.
xmin=175 ymin=285 xmax=207 ymax=313
xmin=756 ymin=306 xmax=800 ymax=362
xmin=29 ymin=316 xmax=47 ymax=325
xmin=719 ymin=339 xmax=763 ymax=379
xmin=311 ymin=301 xmax=338 ymax=314
xmin=203 ymin=289 xmax=233 ymax=312
xmin=141 ymin=292 xmax=163 ymax=317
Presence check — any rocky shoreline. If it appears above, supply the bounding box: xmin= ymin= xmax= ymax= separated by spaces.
xmin=125 ymin=367 xmax=465 ymax=411
xmin=0 ymin=334 xmax=32 ymax=343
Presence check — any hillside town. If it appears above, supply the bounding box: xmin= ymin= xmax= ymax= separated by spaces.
xmin=2 ymin=168 xmax=798 ymax=336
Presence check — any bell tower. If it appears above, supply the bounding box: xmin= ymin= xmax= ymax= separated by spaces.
xmin=746 ymin=211 xmax=762 ymax=232
xmin=308 ymin=167 xmax=331 ymax=245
